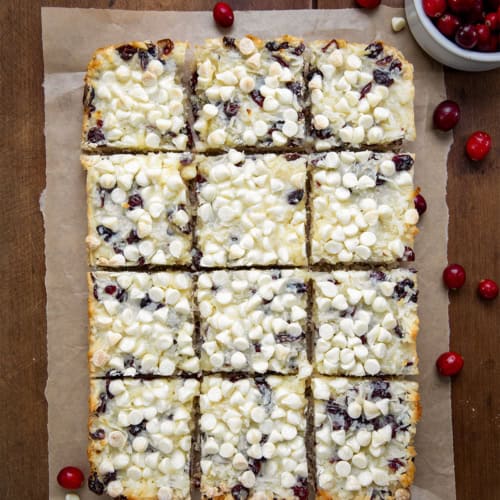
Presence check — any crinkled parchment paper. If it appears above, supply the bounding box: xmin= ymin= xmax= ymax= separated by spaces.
xmin=42 ymin=6 xmax=455 ymax=499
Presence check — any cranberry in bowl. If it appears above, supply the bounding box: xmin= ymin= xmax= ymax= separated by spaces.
xmin=405 ymin=0 xmax=500 ymax=70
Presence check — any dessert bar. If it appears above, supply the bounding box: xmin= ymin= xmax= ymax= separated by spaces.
xmin=312 ymin=269 xmax=418 ymax=376
xmin=88 ymin=271 xmax=198 ymax=377
xmin=83 ymin=39 xmax=190 ymax=152
xmin=88 ymin=377 xmax=199 ymax=499
xmin=191 ymin=36 xmax=306 ymax=151
xmin=83 ymin=153 xmax=196 ymax=267
xmin=197 ymin=269 xmax=310 ymax=375
xmin=313 ymin=376 xmax=420 ymax=499
xmin=195 ymin=151 xmax=307 ymax=267
xmin=310 ymin=151 xmax=418 ymax=265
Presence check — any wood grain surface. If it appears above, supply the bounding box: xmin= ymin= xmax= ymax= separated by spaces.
xmin=1 ymin=0 xmax=498 ymax=499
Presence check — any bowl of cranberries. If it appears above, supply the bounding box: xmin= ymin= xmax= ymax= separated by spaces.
xmin=405 ymin=0 xmax=500 ymax=70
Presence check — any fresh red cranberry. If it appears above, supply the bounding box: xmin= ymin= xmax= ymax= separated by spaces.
xmin=464 ymin=0 xmax=485 ymax=23
xmin=437 ymin=13 xmax=461 ymax=38
xmin=355 ymin=0 xmax=382 ymax=8
xmin=436 ymin=351 xmax=464 ymax=376
xmin=414 ymin=194 xmax=427 ymax=215
xmin=57 ymin=466 xmax=85 ymax=490
xmin=424 ymin=0 xmax=447 ymax=17
xmin=104 ymin=285 xmax=117 ymax=295
xmin=448 ymin=0 xmax=474 ymax=13
xmin=443 ymin=264 xmax=466 ymax=289
xmin=477 ymin=35 xmax=498 ymax=50
xmin=478 ymin=279 xmax=499 ymax=299
xmin=213 ymin=2 xmax=234 ymax=27
xmin=476 ymin=24 xmax=492 ymax=42
xmin=455 ymin=24 xmax=479 ymax=48
xmin=433 ymin=100 xmax=461 ymax=131
xmin=466 ymin=131 xmax=492 ymax=160
xmin=485 ymin=12 xmax=498 ymax=30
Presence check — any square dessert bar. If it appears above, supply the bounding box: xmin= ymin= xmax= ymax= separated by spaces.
xmin=197 ymin=269 xmax=310 ymax=375
xmin=312 ymin=269 xmax=418 ymax=377
xmin=82 ymin=39 xmax=190 ymax=152
xmin=200 ymin=375 xmax=308 ymax=499
xmin=313 ymin=377 xmax=420 ymax=500
xmin=83 ymin=153 xmax=197 ymax=267
xmin=88 ymin=377 xmax=199 ymax=500
xmin=191 ymin=36 xmax=306 ymax=151
xmin=308 ymin=40 xmax=415 ymax=150
xmin=310 ymin=151 xmax=419 ymax=265
xmin=88 ymin=271 xmax=199 ymax=377
xmin=195 ymin=151 xmax=307 ymax=267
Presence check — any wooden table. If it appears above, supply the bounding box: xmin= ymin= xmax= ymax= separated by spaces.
xmin=1 ymin=0 xmax=498 ymax=498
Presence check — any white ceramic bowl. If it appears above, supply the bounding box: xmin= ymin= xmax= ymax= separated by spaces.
xmin=405 ymin=0 xmax=500 ymax=71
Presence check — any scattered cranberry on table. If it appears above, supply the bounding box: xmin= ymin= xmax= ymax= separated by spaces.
xmin=443 ymin=264 xmax=466 ymax=289
xmin=478 ymin=279 xmax=499 ymax=299
xmin=57 ymin=466 xmax=84 ymax=490
xmin=424 ymin=0 xmax=500 ymax=52
xmin=355 ymin=0 xmax=382 ymax=9
xmin=414 ymin=194 xmax=428 ymax=215
xmin=213 ymin=2 xmax=234 ymax=27
xmin=466 ymin=131 xmax=492 ymax=161
xmin=436 ymin=351 xmax=464 ymax=376
xmin=433 ymin=100 xmax=460 ymax=131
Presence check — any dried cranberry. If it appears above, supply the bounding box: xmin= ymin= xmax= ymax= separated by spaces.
xmin=360 ymin=82 xmax=372 ymax=99
xmin=254 ymin=376 xmax=272 ymax=406
xmin=306 ymin=67 xmax=324 ymax=81
xmin=128 ymin=194 xmax=143 ymax=208
xmin=127 ymin=419 xmax=147 ymax=436
xmin=286 ymin=81 xmax=303 ymax=98
xmin=140 ymin=294 xmax=153 ymax=308
xmin=104 ymin=285 xmax=117 ymax=295
xmin=388 ymin=458 xmax=405 ymax=471
xmin=286 ymin=280 xmax=307 ymax=294
xmin=375 ymin=173 xmax=386 ymax=185
xmin=370 ymin=380 xmax=391 ymax=399
xmin=389 ymin=59 xmax=402 ymax=72
xmin=116 ymin=288 xmax=128 ymax=302
xmin=223 ymin=101 xmax=240 ymax=117
xmin=102 ymin=471 xmax=117 ymax=486
xmin=250 ymin=89 xmax=265 ymax=107
xmin=88 ymin=472 xmax=105 ymax=494
xmin=93 ymin=284 xmax=99 ymax=300
xmin=365 ymin=42 xmax=384 ymax=58
xmin=287 ymin=189 xmax=304 ymax=205
xmin=231 ymin=484 xmax=249 ymax=500
xmin=325 ymin=400 xmax=352 ymax=430
xmin=137 ymin=49 xmax=149 ymax=70
xmin=393 ymin=278 xmax=415 ymax=300
xmin=370 ymin=270 xmax=386 ymax=281
xmin=293 ymin=42 xmax=306 ymax=55
xmin=314 ymin=127 xmax=333 ymax=139
xmin=223 ymin=36 xmax=237 ymax=49
xmin=394 ymin=325 xmax=404 ymax=338
xmin=284 ymin=153 xmax=302 ymax=161
xmin=373 ymin=69 xmax=394 ymax=86
xmin=292 ymin=477 xmax=308 ymax=500
xmin=322 ymin=39 xmax=338 ymax=52
xmin=393 ymin=154 xmax=414 ymax=171
xmin=117 ymin=44 xmax=137 ymax=60
xmin=126 ymin=229 xmax=140 ymax=244
xmin=376 ymin=55 xmax=393 ymax=66
xmin=83 ymin=84 xmax=95 ymax=113
xmin=158 ymin=38 xmax=174 ymax=55
xmin=95 ymin=392 xmax=107 ymax=414
xmin=403 ymin=246 xmax=415 ymax=261
xmin=272 ymin=54 xmax=289 ymax=67
xmin=248 ymin=457 xmax=264 ymax=475
xmin=96 ymin=225 xmax=115 ymax=242
xmin=90 ymin=428 xmax=105 ymax=440
xmin=87 ymin=127 xmax=105 ymax=144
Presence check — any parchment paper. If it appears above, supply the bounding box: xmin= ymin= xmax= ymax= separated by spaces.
xmin=42 ymin=6 xmax=455 ymax=499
